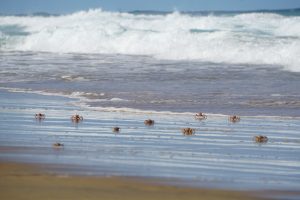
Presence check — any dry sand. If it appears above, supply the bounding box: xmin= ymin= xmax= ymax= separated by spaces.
xmin=0 ymin=162 xmax=265 ymax=200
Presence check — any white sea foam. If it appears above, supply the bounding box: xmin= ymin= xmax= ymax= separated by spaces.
xmin=0 ymin=86 xmax=230 ymax=117
xmin=60 ymin=75 xmax=88 ymax=81
xmin=1 ymin=9 xmax=300 ymax=72
xmin=2 ymin=86 xmax=300 ymax=120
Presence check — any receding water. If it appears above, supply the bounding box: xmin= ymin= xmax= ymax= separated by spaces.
xmin=0 ymin=90 xmax=300 ymax=191
xmin=0 ymin=51 xmax=300 ymax=116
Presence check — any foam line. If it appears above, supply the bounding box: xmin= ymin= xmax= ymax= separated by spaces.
xmin=1 ymin=9 xmax=300 ymax=72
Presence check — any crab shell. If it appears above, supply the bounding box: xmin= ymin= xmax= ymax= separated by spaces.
xmin=71 ymin=115 xmax=83 ymax=122
xmin=144 ymin=119 xmax=155 ymax=126
xmin=229 ymin=115 xmax=240 ymax=123
xmin=53 ymin=143 xmax=64 ymax=147
xmin=35 ymin=113 xmax=45 ymax=119
xmin=112 ymin=127 xmax=120 ymax=132
xmin=254 ymin=135 xmax=268 ymax=143
xmin=182 ymin=128 xmax=195 ymax=136
xmin=195 ymin=113 xmax=207 ymax=120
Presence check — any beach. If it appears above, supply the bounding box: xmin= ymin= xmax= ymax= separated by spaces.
xmin=0 ymin=89 xmax=300 ymax=199
xmin=1 ymin=9 xmax=300 ymax=200
xmin=1 ymin=162 xmax=267 ymax=200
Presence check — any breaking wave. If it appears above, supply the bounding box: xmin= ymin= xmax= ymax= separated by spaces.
xmin=1 ymin=9 xmax=300 ymax=72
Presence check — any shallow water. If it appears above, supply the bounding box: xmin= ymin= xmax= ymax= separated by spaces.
xmin=1 ymin=9 xmax=300 ymax=117
xmin=0 ymin=89 xmax=299 ymax=192
xmin=1 ymin=51 xmax=300 ymax=117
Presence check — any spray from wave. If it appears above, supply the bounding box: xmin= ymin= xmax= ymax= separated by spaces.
xmin=1 ymin=8 xmax=300 ymax=72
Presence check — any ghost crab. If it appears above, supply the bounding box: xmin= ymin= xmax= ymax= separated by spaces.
xmin=35 ymin=113 xmax=45 ymax=120
xmin=53 ymin=142 xmax=64 ymax=148
xmin=195 ymin=112 xmax=207 ymax=120
xmin=254 ymin=135 xmax=268 ymax=143
xmin=144 ymin=119 xmax=155 ymax=126
xmin=182 ymin=128 xmax=195 ymax=136
xmin=71 ymin=114 xmax=83 ymax=123
xmin=229 ymin=115 xmax=240 ymax=123
xmin=112 ymin=127 xmax=120 ymax=133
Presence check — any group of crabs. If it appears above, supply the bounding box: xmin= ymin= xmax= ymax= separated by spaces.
xmin=35 ymin=112 xmax=268 ymax=148
xmin=185 ymin=113 xmax=268 ymax=143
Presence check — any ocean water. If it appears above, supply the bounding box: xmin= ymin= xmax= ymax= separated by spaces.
xmin=1 ymin=8 xmax=300 ymax=195
xmin=0 ymin=89 xmax=300 ymax=192
xmin=1 ymin=9 xmax=300 ymax=116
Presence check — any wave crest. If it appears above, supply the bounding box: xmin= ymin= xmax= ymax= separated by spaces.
xmin=1 ymin=9 xmax=300 ymax=72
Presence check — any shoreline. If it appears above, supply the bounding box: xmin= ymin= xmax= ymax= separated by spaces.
xmin=1 ymin=87 xmax=300 ymax=199
xmin=0 ymin=161 xmax=267 ymax=200
xmin=1 ymin=86 xmax=300 ymax=119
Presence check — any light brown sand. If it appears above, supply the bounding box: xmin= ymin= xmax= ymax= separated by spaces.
xmin=0 ymin=162 xmax=264 ymax=200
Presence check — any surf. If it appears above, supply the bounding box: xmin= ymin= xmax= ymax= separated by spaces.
xmin=1 ymin=8 xmax=300 ymax=72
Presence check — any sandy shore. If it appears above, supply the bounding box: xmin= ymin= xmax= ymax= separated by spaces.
xmin=0 ymin=162 xmax=265 ymax=200
xmin=1 ymin=89 xmax=300 ymax=200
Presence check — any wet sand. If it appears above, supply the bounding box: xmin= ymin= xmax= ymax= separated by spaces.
xmin=1 ymin=89 xmax=300 ymax=200
xmin=0 ymin=162 xmax=264 ymax=200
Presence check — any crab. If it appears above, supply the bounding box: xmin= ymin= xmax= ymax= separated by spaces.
xmin=112 ymin=127 xmax=120 ymax=133
xmin=53 ymin=142 xmax=64 ymax=147
xmin=254 ymin=135 xmax=268 ymax=143
xmin=71 ymin=114 xmax=83 ymax=123
xmin=144 ymin=119 xmax=155 ymax=126
xmin=182 ymin=128 xmax=195 ymax=136
xmin=229 ymin=115 xmax=240 ymax=123
xmin=195 ymin=112 xmax=207 ymax=120
xmin=35 ymin=113 xmax=45 ymax=120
